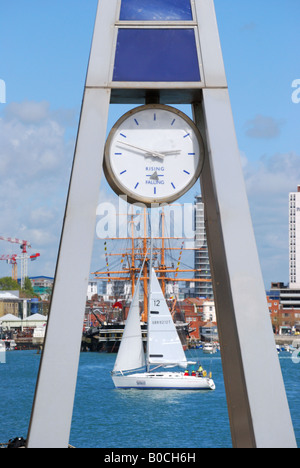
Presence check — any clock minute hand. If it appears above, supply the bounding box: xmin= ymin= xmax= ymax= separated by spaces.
xmin=117 ymin=141 xmax=165 ymax=160
xmin=161 ymin=150 xmax=181 ymax=155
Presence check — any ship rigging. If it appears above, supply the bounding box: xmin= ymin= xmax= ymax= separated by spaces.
xmin=92 ymin=206 xmax=210 ymax=323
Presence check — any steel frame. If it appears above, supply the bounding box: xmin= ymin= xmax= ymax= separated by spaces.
xmin=27 ymin=0 xmax=296 ymax=448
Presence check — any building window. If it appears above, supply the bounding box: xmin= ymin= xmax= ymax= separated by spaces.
xmin=119 ymin=0 xmax=193 ymax=21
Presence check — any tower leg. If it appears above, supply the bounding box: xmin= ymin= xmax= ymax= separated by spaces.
xmin=26 ymin=88 xmax=111 ymax=448
xmin=193 ymin=90 xmax=297 ymax=448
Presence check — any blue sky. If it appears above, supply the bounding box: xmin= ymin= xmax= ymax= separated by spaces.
xmin=0 ymin=0 xmax=299 ymax=288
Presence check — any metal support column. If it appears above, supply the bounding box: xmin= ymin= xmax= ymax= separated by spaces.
xmin=26 ymin=0 xmax=115 ymax=448
xmin=193 ymin=92 xmax=297 ymax=448
xmin=26 ymin=88 xmax=111 ymax=449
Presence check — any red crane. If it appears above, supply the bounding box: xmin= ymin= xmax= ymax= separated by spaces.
xmin=0 ymin=254 xmax=18 ymax=281
xmin=0 ymin=236 xmax=40 ymax=288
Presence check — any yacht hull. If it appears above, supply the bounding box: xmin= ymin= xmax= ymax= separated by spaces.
xmin=112 ymin=372 xmax=215 ymax=390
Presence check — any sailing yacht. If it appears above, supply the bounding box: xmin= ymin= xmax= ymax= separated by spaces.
xmin=111 ymin=268 xmax=215 ymax=390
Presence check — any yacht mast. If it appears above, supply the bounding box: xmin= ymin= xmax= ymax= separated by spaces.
xmin=146 ymin=222 xmax=154 ymax=373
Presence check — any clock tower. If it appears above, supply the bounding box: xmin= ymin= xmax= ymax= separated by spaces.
xmin=27 ymin=0 xmax=297 ymax=449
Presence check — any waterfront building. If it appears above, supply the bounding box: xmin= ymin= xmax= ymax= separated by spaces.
xmin=194 ymin=196 xmax=213 ymax=298
xmin=0 ymin=292 xmax=21 ymax=318
xmin=182 ymin=298 xmax=204 ymax=339
xmin=179 ymin=297 xmax=217 ymax=340
xmin=29 ymin=276 xmax=54 ymax=301
xmin=0 ymin=313 xmax=22 ymax=330
xmin=267 ymin=283 xmax=300 ymax=333
xmin=270 ymin=305 xmax=300 ymax=334
xmin=263 ymin=187 xmax=300 ymax=332
xmin=268 ymin=282 xmax=300 ymax=310
xmin=199 ymin=322 xmax=219 ymax=342
xmin=202 ymin=300 xmax=216 ymax=322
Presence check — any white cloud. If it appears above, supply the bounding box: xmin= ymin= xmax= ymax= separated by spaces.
xmin=243 ymin=151 xmax=300 ymax=287
xmin=5 ymin=101 xmax=50 ymax=123
xmin=244 ymin=151 xmax=300 ymax=200
xmin=0 ymin=101 xmax=74 ymax=277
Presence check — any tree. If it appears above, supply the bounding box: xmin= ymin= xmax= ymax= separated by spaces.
xmin=0 ymin=277 xmax=21 ymax=291
xmin=22 ymin=277 xmax=39 ymax=299
xmin=23 ymin=277 xmax=34 ymax=294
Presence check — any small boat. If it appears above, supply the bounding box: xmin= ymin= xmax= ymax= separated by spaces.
xmin=203 ymin=343 xmax=217 ymax=354
xmin=111 ymin=268 xmax=215 ymax=391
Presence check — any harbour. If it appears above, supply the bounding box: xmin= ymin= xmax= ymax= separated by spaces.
xmin=0 ymin=0 xmax=299 ymax=449
xmin=0 ymin=349 xmax=299 ymax=449
xmin=0 ymin=201 xmax=299 ymax=446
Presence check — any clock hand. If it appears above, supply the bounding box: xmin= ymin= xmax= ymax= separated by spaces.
xmin=117 ymin=141 xmax=165 ymax=160
xmin=161 ymin=150 xmax=181 ymax=155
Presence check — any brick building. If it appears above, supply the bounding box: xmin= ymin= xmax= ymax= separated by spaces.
xmin=0 ymin=292 xmax=21 ymax=318
xmin=267 ymin=295 xmax=300 ymax=333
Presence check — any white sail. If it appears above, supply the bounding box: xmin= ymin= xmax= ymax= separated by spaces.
xmin=112 ymin=267 xmax=215 ymax=391
xmin=147 ymin=268 xmax=188 ymax=368
xmin=113 ymin=282 xmax=145 ymax=373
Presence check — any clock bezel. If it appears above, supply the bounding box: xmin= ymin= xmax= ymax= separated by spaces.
xmin=103 ymin=104 xmax=205 ymax=206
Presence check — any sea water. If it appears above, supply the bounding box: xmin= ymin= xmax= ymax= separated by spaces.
xmin=0 ymin=350 xmax=299 ymax=448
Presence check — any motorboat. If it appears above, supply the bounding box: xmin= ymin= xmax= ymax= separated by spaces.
xmin=203 ymin=343 xmax=217 ymax=354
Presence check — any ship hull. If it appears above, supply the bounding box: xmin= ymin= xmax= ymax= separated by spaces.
xmin=112 ymin=372 xmax=215 ymax=390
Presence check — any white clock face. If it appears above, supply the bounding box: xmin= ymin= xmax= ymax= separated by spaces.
xmin=104 ymin=105 xmax=204 ymax=206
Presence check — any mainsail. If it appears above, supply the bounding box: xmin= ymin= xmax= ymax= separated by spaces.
xmin=113 ymin=280 xmax=145 ymax=373
xmin=147 ymin=268 xmax=188 ymax=368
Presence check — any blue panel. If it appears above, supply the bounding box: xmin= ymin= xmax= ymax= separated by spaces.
xmin=120 ymin=0 xmax=193 ymax=21
xmin=113 ymin=29 xmax=200 ymax=82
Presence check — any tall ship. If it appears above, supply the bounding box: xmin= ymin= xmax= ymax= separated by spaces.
xmin=82 ymin=206 xmax=211 ymax=353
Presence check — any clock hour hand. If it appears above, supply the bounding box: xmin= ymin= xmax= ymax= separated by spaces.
xmin=117 ymin=141 xmax=165 ymax=160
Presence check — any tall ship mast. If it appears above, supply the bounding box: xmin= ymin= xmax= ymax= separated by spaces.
xmin=83 ymin=206 xmax=210 ymax=352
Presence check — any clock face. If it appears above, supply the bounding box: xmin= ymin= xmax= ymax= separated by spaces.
xmin=104 ymin=104 xmax=204 ymax=206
